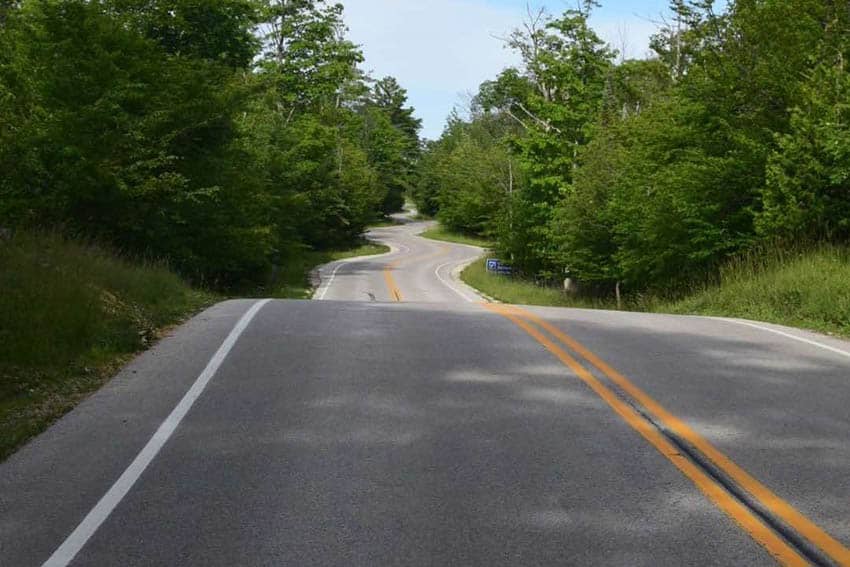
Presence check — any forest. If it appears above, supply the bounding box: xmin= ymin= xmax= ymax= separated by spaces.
xmin=415 ymin=0 xmax=850 ymax=297
xmin=0 ymin=0 xmax=420 ymax=290
xmin=3 ymin=0 xmax=850 ymax=300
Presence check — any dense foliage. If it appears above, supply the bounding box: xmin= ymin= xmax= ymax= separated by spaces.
xmin=416 ymin=0 xmax=850 ymax=294
xmin=0 ymin=0 xmax=421 ymax=288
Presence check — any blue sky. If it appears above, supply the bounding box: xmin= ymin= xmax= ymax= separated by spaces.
xmin=343 ymin=0 xmax=675 ymax=139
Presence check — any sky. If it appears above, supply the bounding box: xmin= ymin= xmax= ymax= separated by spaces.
xmin=342 ymin=0 xmax=674 ymax=139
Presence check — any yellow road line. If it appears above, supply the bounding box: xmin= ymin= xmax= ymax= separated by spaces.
xmin=382 ymin=245 xmax=450 ymax=303
xmin=499 ymin=304 xmax=850 ymax=567
xmin=485 ymin=303 xmax=809 ymax=567
xmin=383 ymin=260 xmax=403 ymax=302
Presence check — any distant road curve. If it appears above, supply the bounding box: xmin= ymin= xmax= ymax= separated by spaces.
xmin=313 ymin=214 xmax=484 ymax=303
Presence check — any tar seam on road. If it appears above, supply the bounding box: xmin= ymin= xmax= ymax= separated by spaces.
xmin=489 ymin=303 xmax=850 ymax=567
xmin=313 ymin=244 xmax=397 ymax=300
xmin=40 ymin=299 xmax=272 ymax=567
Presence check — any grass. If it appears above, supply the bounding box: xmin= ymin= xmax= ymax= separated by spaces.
xmin=0 ymin=231 xmax=388 ymax=461
xmin=655 ymin=245 xmax=850 ymax=336
xmin=462 ymin=259 xmax=613 ymax=309
xmin=419 ymin=225 xmax=495 ymax=248
xmin=266 ymin=240 xmax=390 ymax=299
xmin=462 ymin=245 xmax=850 ymax=338
xmin=410 ymin=211 xmax=434 ymax=221
xmin=0 ymin=231 xmax=217 ymax=461
xmin=368 ymin=219 xmax=400 ymax=228
xmin=367 ymin=215 xmax=402 ymax=229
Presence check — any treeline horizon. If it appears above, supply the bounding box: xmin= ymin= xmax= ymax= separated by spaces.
xmin=0 ymin=0 xmax=420 ymax=290
xmin=415 ymin=0 xmax=850 ymax=296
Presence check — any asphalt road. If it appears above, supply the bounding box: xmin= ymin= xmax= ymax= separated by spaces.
xmin=2 ymin=218 xmax=850 ymax=566
xmin=313 ymin=217 xmax=483 ymax=303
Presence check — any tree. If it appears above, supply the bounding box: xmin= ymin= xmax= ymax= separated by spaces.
xmin=110 ymin=0 xmax=261 ymax=68
xmin=490 ymin=7 xmax=615 ymax=276
xmin=760 ymin=26 xmax=850 ymax=242
xmin=363 ymin=76 xmax=421 ymax=214
xmin=0 ymin=0 xmax=420 ymax=288
xmin=259 ymin=0 xmax=362 ymax=114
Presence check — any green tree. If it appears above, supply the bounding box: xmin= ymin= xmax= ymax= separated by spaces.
xmin=362 ymin=76 xmax=421 ymax=215
xmin=254 ymin=1 xmax=391 ymax=248
xmin=1 ymin=0 xmax=273 ymax=285
xmin=484 ymin=7 xmax=615 ymax=276
xmin=110 ymin=0 xmax=261 ymax=68
xmin=1 ymin=0 xmax=420 ymax=289
xmin=760 ymin=38 xmax=850 ymax=241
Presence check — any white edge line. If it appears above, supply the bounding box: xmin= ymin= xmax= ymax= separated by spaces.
xmin=704 ymin=316 xmax=850 ymax=360
xmin=434 ymin=256 xmax=485 ymax=303
xmin=417 ymin=231 xmax=500 ymax=304
xmin=314 ymin=259 xmax=351 ymax=300
xmin=42 ymin=299 xmax=272 ymax=567
xmin=313 ymin=242 xmax=404 ymax=300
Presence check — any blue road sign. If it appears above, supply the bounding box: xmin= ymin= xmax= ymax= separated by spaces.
xmin=486 ymin=258 xmax=513 ymax=275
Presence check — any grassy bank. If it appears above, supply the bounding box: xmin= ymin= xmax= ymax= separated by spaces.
xmin=462 ymin=246 xmax=850 ymax=338
xmin=419 ymin=225 xmax=494 ymax=248
xmin=0 ymin=232 xmax=389 ymax=460
xmin=267 ymin=241 xmax=390 ymax=299
xmin=367 ymin=217 xmax=402 ymax=229
xmin=0 ymin=232 xmax=217 ymax=460
xmin=462 ymin=259 xmax=613 ymax=309
xmin=656 ymin=245 xmax=850 ymax=336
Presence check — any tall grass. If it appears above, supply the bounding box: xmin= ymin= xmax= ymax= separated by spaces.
xmin=0 ymin=231 xmax=215 ymax=460
xmin=463 ymin=245 xmax=850 ymax=337
xmin=462 ymin=259 xmax=615 ymax=309
xmin=657 ymin=244 xmax=850 ymax=335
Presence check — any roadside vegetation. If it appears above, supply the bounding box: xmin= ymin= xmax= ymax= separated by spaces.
xmin=419 ymin=226 xmax=494 ymax=249
xmin=462 ymin=259 xmax=605 ymax=309
xmin=0 ymin=0 xmax=421 ymax=290
xmin=368 ymin=218 xmax=402 ymax=229
xmin=415 ymin=1 xmax=850 ymax=337
xmin=0 ymin=232 xmax=216 ymax=460
xmin=658 ymin=246 xmax=850 ymax=337
xmin=462 ymin=247 xmax=850 ymax=338
xmin=0 ymin=0 xmax=418 ymax=459
xmin=268 ymin=241 xmax=390 ymax=299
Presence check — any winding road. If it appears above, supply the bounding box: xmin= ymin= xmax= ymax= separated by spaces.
xmin=2 ymin=216 xmax=850 ymax=566
xmin=313 ymin=216 xmax=483 ymax=304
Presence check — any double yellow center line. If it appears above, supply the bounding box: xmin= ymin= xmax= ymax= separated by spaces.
xmin=486 ymin=303 xmax=850 ymax=567
xmin=382 ymin=245 xmax=450 ymax=302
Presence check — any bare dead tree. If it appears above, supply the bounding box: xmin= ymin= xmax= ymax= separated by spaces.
xmin=500 ymin=4 xmax=552 ymax=102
